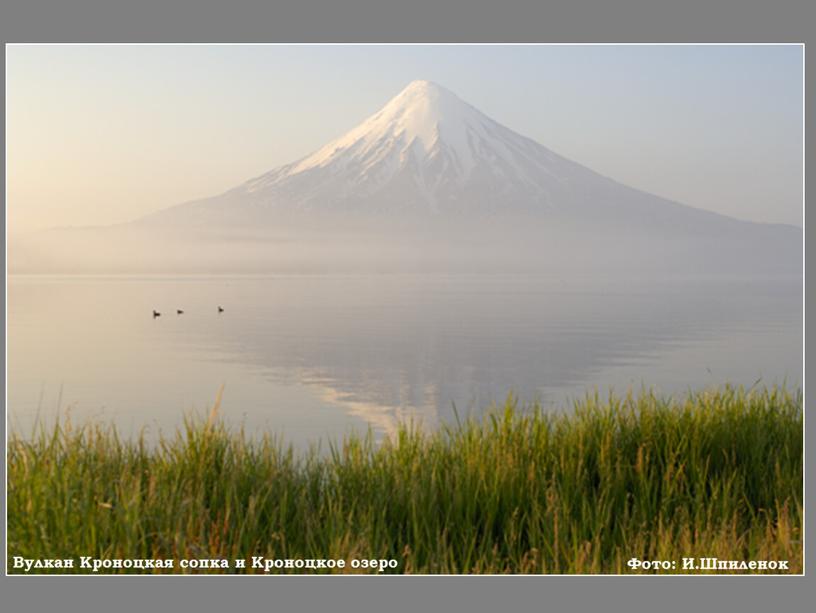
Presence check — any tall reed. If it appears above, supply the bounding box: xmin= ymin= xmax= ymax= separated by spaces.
xmin=8 ymin=385 xmax=802 ymax=573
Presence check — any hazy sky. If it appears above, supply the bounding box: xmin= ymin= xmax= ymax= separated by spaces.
xmin=7 ymin=44 xmax=803 ymax=233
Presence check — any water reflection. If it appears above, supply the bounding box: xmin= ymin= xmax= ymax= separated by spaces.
xmin=8 ymin=274 xmax=802 ymax=446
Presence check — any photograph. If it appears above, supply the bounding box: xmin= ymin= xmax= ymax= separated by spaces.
xmin=5 ymin=43 xmax=804 ymax=575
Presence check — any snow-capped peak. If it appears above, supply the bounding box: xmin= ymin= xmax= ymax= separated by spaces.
xmin=234 ymin=79 xmax=583 ymax=213
xmin=204 ymin=80 xmax=612 ymax=218
xmin=328 ymin=79 xmax=482 ymax=172
xmin=259 ymin=79 xmax=495 ymax=181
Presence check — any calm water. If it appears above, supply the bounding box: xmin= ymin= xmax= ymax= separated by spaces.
xmin=7 ymin=274 xmax=802 ymax=447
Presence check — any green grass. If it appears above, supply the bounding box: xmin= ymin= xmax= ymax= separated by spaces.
xmin=7 ymin=385 xmax=802 ymax=574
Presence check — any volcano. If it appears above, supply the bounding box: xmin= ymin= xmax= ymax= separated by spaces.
xmin=12 ymin=80 xmax=802 ymax=274
xmin=141 ymin=80 xmax=760 ymax=227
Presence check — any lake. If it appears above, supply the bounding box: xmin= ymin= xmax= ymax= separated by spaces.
xmin=7 ymin=274 xmax=802 ymax=448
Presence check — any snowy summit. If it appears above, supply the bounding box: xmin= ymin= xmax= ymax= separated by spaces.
xmin=153 ymin=80 xmax=604 ymax=219
xmin=240 ymin=79 xmax=577 ymax=212
xmin=120 ymin=78 xmax=801 ymax=278
xmin=14 ymin=80 xmax=801 ymax=275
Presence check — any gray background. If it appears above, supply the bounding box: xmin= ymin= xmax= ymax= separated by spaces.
xmin=1 ymin=1 xmax=812 ymax=611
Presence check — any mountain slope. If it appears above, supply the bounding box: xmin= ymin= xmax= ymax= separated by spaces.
xmin=239 ymin=79 xmax=587 ymax=215
xmin=12 ymin=80 xmax=801 ymax=274
xmin=146 ymin=80 xmax=577 ymax=221
xmin=141 ymin=80 xmax=747 ymax=229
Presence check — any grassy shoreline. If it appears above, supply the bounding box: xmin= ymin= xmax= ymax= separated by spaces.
xmin=8 ymin=386 xmax=802 ymax=574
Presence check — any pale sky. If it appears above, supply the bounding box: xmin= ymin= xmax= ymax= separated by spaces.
xmin=7 ymin=44 xmax=803 ymax=233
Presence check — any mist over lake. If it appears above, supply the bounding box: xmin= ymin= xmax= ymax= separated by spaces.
xmin=8 ymin=79 xmax=803 ymax=449
xmin=8 ymin=273 xmax=801 ymax=447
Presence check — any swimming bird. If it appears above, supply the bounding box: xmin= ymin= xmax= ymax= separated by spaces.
xmin=177 ymin=309 xmax=184 ymax=315
xmin=152 ymin=310 xmax=161 ymax=318
xmin=217 ymin=306 xmax=224 ymax=313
